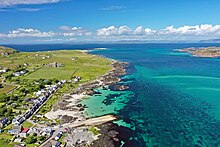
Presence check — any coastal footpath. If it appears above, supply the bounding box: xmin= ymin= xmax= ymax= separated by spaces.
xmin=178 ymin=46 xmax=220 ymax=58
xmin=0 ymin=46 xmax=129 ymax=147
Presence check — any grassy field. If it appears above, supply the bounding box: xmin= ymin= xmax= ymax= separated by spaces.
xmin=0 ymin=84 xmax=17 ymax=94
xmin=0 ymin=132 xmax=13 ymax=140
xmin=0 ymin=132 xmax=14 ymax=147
xmin=25 ymin=67 xmax=76 ymax=80
xmin=24 ymin=50 xmax=112 ymax=81
xmin=22 ymin=121 xmax=33 ymax=128
xmin=0 ymin=140 xmax=13 ymax=147
xmin=4 ymin=124 xmax=13 ymax=130
xmin=0 ymin=50 xmax=112 ymax=81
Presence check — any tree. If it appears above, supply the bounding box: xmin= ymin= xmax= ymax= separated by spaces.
xmin=10 ymin=95 xmax=18 ymax=101
xmin=38 ymin=136 xmax=45 ymax=141
xmin=44 ymin=80 xmax=52 ymax=85
xmin=33 ymin=133 xmax=37 ymax=137
xmin=0 ymin=107 xmax=7 ymax=116
xmin=26 ymin=136 xmax=37 ymax=144
xmin=0 ymin=94 xmax=9 ymax=102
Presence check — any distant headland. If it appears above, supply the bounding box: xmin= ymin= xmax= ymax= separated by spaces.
xmin=178 ymin=46 xmax=220 ymax=58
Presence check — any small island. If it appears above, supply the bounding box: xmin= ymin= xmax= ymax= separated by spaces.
xmin=178 ymin=46 xmax=220 ymax=58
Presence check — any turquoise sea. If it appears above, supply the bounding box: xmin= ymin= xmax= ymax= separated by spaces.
xmin=8 ymin=43 xmax=220 ymax=146
xmin=81 ymin=44 xmax=220 ymax=147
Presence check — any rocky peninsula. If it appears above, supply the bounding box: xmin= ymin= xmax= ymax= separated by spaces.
xmin=178 ymin=46 xmax=220 ymax=58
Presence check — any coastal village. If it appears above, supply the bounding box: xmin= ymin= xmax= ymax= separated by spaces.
xmin=0 ymin=46 xmax=129 ymax=147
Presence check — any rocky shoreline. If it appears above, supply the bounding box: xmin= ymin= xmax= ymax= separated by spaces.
xmin=45 ymin=57 xmax=133 ymax=146
xmin=71 ymin=61 xmax=129 ymax=96
xmin=91 ymin=122 xmax=146 ymax=147
xmin=178 ymin=47 xmax=220 ymax=58
xmin=79 ymin=60 xmax=142 ymax=147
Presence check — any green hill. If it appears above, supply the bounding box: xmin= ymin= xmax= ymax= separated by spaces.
xmin=0 ymin=46 xmax=18 ymax=56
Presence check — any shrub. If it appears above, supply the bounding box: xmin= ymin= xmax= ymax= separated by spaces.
xmin=26 ymin=136 xmax=37 ymax=144
xmin=0 ymin=94 xmax=9 ymax=102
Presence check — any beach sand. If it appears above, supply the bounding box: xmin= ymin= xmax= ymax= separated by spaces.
xmin=45 ymin=94 xmax=86 ymax=120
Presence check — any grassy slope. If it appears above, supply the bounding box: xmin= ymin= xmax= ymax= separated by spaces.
xmin=0 ymin=49 xmax=112 ymax=114
xmin=24 ymin=50 xmax=111 ymax=81
xmin=0 ymin=50 xmax=112 ymax=81
xmin=0 ymin=46 xmax=18 ymax=56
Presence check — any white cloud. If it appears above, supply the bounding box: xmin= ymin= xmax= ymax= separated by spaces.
xmin=0 ymin=0 xmax=62 ymax=7
xmin=133 ymin=26 xmax=155 ymax=35
xmin=0 ymin=33 xmax=6 ymax=38
xmin=97 ymin=26 xmax=135 ymax=36
xmin=0 ymin=27 xmax=91 ymax=39
xmin=96 ymin=24 xmax=220 ymax=41
xmin=59 ymin=26 xmax=91 ymax=36
xmin=134 ymin=26 xmax=145 ymax=35
xmin=97 ymin=26 xmax=155 ymax=37
xmin=2 ymin=24 xmax=220 ymax=43
xmin=6 ymin=28 xmax=55 ymax=38
xmin=97 ymin=26 xmax=119 ymax=36
xmin=118 ymin=26 xmax=132 ymax=35
xmin=162 ymin=24 xmax=220 ymax=36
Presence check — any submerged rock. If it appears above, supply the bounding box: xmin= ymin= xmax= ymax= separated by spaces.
xmin=91 ymin=122 xmax=146 ymax=147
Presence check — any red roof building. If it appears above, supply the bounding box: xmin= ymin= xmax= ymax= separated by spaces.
xmin=21 ymin=128 xmax=29 ymax=133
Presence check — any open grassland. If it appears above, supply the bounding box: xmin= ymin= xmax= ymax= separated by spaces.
xmin=25 ymin=67 xmax=75 ymax=80
xmin=0 ymin=84 xmax=17 ymax=94
xmin=24 ymin=50 xmax=112 ymax=81
xmin=22 ymin=121 xmax=33 ymax=128
xmin=0 ymin=132 xmax=14 ymax=147
xmin=0 ymin=140 xmax=13 ymax=147
xmin=0 ymin=50 xmax=112 ymax=81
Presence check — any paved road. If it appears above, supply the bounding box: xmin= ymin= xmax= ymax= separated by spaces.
xmin=40 ymin=115 xmax=117 ymax=147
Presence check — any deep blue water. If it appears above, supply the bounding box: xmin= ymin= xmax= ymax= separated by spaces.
xmin=6 ymin=43 xmax=220 ymax=146
xmin=90 ymin=44 xmax=220 ymax=147
xmin=4 ymin=43 xmax=220 ymax=52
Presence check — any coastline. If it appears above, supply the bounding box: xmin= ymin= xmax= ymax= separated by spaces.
xmin=43 ymin=50 xmax=130 ymax=146
xmin=0 ymin=46 xmax=131 ymax=147
xmin=178 ymin=47 xmax=220 ymax=58
xmin=44 ymin=52 xmax=129 ymax=121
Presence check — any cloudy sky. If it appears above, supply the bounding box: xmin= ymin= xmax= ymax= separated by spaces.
xmin=1 ymin=0 xmax=220 ymax=44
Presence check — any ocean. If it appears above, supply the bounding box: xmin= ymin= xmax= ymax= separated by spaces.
xmin=8 ymin=43 xmax=220 ymax=146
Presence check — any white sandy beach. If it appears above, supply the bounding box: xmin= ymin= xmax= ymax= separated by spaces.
xmin=45 ymin=94 xmax=86 ymax=120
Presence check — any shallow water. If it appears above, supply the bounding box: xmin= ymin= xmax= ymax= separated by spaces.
xmin=81 ymin=44 xmax=220 ymax=147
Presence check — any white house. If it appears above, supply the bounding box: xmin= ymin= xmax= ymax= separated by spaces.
xmin=0 ymin=68 xmax=9 ymax=73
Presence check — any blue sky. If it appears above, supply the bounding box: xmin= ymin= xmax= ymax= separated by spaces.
xmin=1 ymin=0 xmax=220 ymax=44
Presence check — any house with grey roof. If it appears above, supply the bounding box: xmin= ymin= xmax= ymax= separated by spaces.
xmin=0 ymin=117 xmax=8 ymax=128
